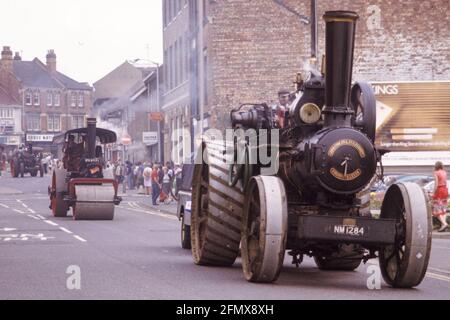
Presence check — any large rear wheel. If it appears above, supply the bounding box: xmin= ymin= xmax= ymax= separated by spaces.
xmin=241 ymin=176 xmax=288 ymax=283
xmin=379 ymin=182 xmax=431 ymax=288
xmin=191 ymin=140 xmax=244 ymax=266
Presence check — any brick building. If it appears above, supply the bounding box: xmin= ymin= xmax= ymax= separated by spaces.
xmin=93 ymin=60 xmax=159 ymax=162
xmin=0 ymin=46 xmax=93 ymax=153
xmin=162 ymin=0 xmax=449 ymax=163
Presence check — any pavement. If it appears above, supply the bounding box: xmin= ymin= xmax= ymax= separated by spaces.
xmin=0 ymin=174 xmax=450 ymax=299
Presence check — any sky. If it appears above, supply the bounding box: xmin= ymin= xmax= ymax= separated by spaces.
xmin=0 ymin=0 xmax=163 ymax=85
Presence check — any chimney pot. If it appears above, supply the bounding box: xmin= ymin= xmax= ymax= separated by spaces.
xmin=14 ymin=52 xmax=21 ymax=61
xmin=46 ymin=49 xmax=57 ymax=73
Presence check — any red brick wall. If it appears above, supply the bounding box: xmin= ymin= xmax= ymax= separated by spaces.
xmin=205 ymin=0 xmax=450 ymax=128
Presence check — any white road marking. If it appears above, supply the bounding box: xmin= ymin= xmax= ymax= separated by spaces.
xmin=0 ymin=228 xmax=17 ymax=232
xmin=73 ymin=235 xmax=87 ymax=242
xmin=17 ymin=200 xmax=37 ymax=214
xmin=36 ymin=214 xmax=46 ymax=220
xmin=0 ymin=203 xmax=9 ymax=208
xmin=59 ymin=227 xmax=73 ymax=234
xmin=44 ymin=220 xmax=59 ymax=227
xmin=13 ymin=209 xmax=24 ymax=214
xmin=27 ymin=215 xmax=40 ymax=220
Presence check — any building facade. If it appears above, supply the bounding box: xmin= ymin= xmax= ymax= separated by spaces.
xmin=162 ymin=0 xmax=450 ymax=163
xmin=93 ymin=60 xmax=161 ymax=163
xmin=0 ymin=46 xmax=93 ymax=153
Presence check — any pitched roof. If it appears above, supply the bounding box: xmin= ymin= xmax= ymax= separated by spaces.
xmin=0 ymin=85 xmax=20 ymax=105
xmin=13 ymin=59 xmax=62 ymax=89
xmin=12 ymin=58 xmax=91 ymax=91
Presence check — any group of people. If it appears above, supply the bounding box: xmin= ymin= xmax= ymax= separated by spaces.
xmin=109 ymin=160 xmax=182 ymax=206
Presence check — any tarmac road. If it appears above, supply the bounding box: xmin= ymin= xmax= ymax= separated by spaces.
xmin=0 ymin=174 xmax=449 ymax=300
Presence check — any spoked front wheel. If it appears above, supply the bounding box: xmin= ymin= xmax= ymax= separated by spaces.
xmin=379 ymin=182 xmax=432 ymax=288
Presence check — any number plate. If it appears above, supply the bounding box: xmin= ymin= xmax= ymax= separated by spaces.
xmin=332 ymin=225 xmax=365 ymax=236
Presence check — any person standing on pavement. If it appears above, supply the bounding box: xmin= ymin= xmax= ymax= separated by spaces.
xmin=162 ymin=166 xmax=172 ymax=203
xmin=143 ymin=165 xmax=152 ymax=196
xmin=125 ymin=161 xmax=134 ymax=190
xmin=151 ymin=164 xmax=161 ymax=205
xmin=0 ymin=146 xmax=6 ymax=178
xmin=431 ymin=161 xmax=449 ymax=232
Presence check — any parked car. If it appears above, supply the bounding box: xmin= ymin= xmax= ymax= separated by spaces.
xmin=176 ymin=164 xmax=194 ymax=249
xmin=372 ymin=174 xmax=433 ymax=201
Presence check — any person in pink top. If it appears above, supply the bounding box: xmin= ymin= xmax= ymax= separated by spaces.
xmin=432 ymin=161 xmax=449 ymax=232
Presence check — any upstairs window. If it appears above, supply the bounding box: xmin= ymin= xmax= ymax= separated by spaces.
xmin=54 ymin=92 xmax=60 ymax=107
xmin=33 ymin=91 xmax=40 ymax=106
xmin=77 ymin=92 xmax=84 ymax=107
xmin=47 ymin=91 xmax=53 ymax=106
xmin=71 ymin=115 xmax=84 ymax=129
xmin=47 ymin=114 xmax=61 ymax=132
xmin=0 ymin=108 xmax=13 ymax=119
xmin=26 ymin=114 xmax=40 ymax=131
xmin=25 ymin=91 xmax=32 ymax=105
xmin=71 ymin=92 xmax=77 ymax=107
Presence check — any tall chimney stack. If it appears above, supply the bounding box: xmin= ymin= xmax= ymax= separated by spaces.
xmin=1 ymin=46 xmax=13 ymax=71
xmin=46 ymin=49 xmax=57 ymax=73
xmin=322 ymin=11 xmax=359 ymax=128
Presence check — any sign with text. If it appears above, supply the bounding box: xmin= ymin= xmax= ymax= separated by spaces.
xmin=374 ymin=81 xmax=450 ymax=151
xmin=149 ymin=112 xmax=164 ymax=122
xmin=143 ymin=131 xmax=158 ymax=146
xmin=26 ymin=134 xmax=54 ymax=142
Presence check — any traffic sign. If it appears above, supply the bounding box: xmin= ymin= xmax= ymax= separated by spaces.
xmin=149 ymin=112 xmax=164 ymax=122
xmin=121 ymin=133 xmax=132 ymax=146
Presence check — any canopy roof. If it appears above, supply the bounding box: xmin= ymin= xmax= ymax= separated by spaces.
xmin=52 ymin=128 xmax=117 ymax=144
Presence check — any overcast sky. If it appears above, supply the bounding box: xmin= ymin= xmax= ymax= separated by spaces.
xmin=1 ymin=0 xmax=163 ymax=85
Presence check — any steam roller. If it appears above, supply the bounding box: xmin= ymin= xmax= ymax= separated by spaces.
xmin=49 ymin=118 xmax=122 ymax=220
xmin=189 ymin=10 xmax=432 ymax=288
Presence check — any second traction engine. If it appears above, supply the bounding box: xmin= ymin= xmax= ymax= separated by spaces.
xmin=190 ymin=11 xmax=432 ymax=288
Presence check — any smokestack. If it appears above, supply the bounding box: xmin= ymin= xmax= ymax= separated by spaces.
xmin=1 ymin=46 xmax=13 ymax=71
xmin=46 ymin=49 xmax=57 ymax=73
xmin=86 ymin=118 xmax=97 ymax=159
xmin=322 ymin=11 xmax=359 ymax=128
xmin=14 ymin=52 xmax=22 ymax=61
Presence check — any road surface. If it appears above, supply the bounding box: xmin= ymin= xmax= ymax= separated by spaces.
xmin=0 ymin=174 xmax=449 ymax=299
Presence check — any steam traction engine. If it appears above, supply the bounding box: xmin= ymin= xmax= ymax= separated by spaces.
xmin=190 ymin=11 xmax=431 ymax=287
xmin=49 ymin=118 xmax=121 ymax=220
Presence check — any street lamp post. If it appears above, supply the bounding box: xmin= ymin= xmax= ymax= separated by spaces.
xmin=145 ymin=60 xmax=162 ymax=163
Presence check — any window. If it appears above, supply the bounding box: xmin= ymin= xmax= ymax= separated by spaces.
xmin=71 ymin=115 xmax=84 ymax=129
xmin=71 ymin=92 xmax=77 ymax=107
xmin=0 ymin=108 xmax=13 ymax=119
xmin=54 ymin=92 xmax=60 ymax=106
xmin=33 ymin=91 xmax=40 ymax=106
xmin=77 ymin=92 xmax=84 ymax=107
xmin=26 ymin=114 xmax=40 ymax=131
xmin=47 ymin=114 xmax=61 ymax=132
xmin=25 ymin=91 xmax=32 ymax=105
xmin=47 ymin=91 xmax=53 ymax=106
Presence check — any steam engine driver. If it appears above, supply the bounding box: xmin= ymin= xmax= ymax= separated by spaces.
xmin=274 ymin=89 xmax=292 ymax=129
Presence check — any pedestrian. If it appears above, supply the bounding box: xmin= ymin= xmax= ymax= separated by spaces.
xmin=162 ymin=166 xmax=172 ymax=203
xmin=151 ymin=164 xmax=161 ymax=205
xmin=431 ymin=161 xmax=449 ymax=232
xmin=143 ymin=165 xmax=152 ymax=196
xmin=115 ymin=159 xmax=125 ymax=188
xmin=0 ymin=145 xmax=6 ymax=178
xmin=126 ymin=161 xmax=134 ymax=190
